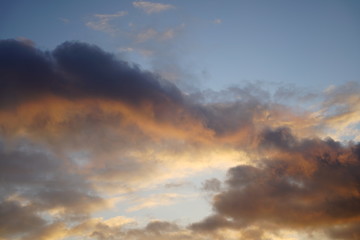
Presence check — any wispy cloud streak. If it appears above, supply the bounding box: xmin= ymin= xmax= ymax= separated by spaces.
xmin=86 ymin=11 xmax=127 ymax=34
xmin=133 ymin=1 xmax=175 ymax=14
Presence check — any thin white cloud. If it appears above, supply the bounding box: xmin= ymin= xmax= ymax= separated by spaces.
xmin=136 ymin=28 xmax=158 ymax=42
xmin=59 ymin=17 xmax=70 ymax=23
xmin=126 ymin=193 xmax=184 ymax=212
xmin=160 ymin=28 xmax=175 ymax=40
xmin=118 ymin=47 xmax=154 ymax=57
xmin=94 ymin=11 xmax=128 ymax=19
xmin=86 ymin=11 xmax=127 ymax=34
xmin=213 ymin=18 xmax=222 ymax=24
xmin=118 ymin=47 xmax=135 ymax=52
xmin=135 ymin=27 xmax=178 ymax=43
xmin=133 ymin=1 xmax=175 ymax=14
xmin=136 ymin=48 xmax=154 ymax=57
xmin=103 ymin=216 xmax=136 ymax=227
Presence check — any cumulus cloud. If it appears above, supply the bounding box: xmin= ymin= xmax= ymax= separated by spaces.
xmin=133 ymin=1 xmax=175 ymax=14
xmin=192 ymin=128 xmax=360 ymax=239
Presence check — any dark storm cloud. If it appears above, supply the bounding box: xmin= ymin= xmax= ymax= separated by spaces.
xmin=192 ymin=128 xmax=360 ymax=239
xmin=0 ymin=39 xmax=183 ymax=108
xmin=0 ymin=39 xmax=54 ymax=108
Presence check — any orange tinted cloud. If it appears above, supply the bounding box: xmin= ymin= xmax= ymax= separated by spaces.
xmin=192 ymin=128 xmax=360 ymax=238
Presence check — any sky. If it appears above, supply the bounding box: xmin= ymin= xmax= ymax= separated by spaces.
xmin=0 ymin=1 xmax=360 ymax=240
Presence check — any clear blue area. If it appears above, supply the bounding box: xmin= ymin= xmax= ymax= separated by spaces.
xmin=1 ymin=0 xmax=359 ymax=91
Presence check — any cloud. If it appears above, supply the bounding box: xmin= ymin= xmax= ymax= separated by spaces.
xmin=0 ymin=139 xmax=107 ymax=239
xmin=213 ymin=19 xmax=222 ymax=24
xmin=86 ymin=11 xmax=127 ymax=34
xmin=1 ymin=39 xmax=359 ymax=240
xmin=190 ymin=214 xmax=240 ymax=232
xmin=164 ymin=181 xmax=190 ymax=189
xmin=325 ymin=222 xmax=360 ymax=240
xmin=201 ymin=178 xmax=222 ymax=192
xmin=0 ymin=40 xmax=229 ymax=239
xmin=320 ymin=82 xmax=360 ymax=141
xmin=0 ymin=200 xmax=46 ymax=237
xmin=118 ymin=46 xmax=155 ymax=57
xmin=135 ymin=27 xmax=178 ymax=43
xmin=0 ymin=39 xmax=183 ymax=108
xmin=118 ymin=47 xmax=135 ymax=52
xmin=192 ymin=128 xmax=360 ymax=239
xmin=160 ymin=28 xmax=175 ymax=40
xmin=133 ymin=1 xmax=175 ymax=14
xmin=127 ymin=193 xmax=187 ymax=212
xmin=97 ymin=220 xmax=191 ymax=240
xmin=136 ymin=28 xmax=158 ymax=42
xmin=15 ymin=37 xmax=35 ymax=47
xmin=59 ymin=17 xmax=70 ymax=24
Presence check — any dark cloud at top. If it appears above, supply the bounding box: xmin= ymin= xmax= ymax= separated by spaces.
xmin=0 ymin=39 xmax=279 ymax=144
xmin=0 ymin=39 xmax=307 ymax=139
xmin=53 ymin=41 xmax=183 ymax=105
xmin=192 ymin=128 xmax=360 ymax=239
xmin=0 ymin=40 xmax=54 ymax=108
xmin=0 ymin=39 xmax=183 ymax=109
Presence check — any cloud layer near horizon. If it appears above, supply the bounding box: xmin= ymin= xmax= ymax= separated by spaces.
xmin=0 ymin=39 xmax=359 ymax=240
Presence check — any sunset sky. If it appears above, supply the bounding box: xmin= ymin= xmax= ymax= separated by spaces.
xmin=1 ymin=1 xmax=360 ymax=240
